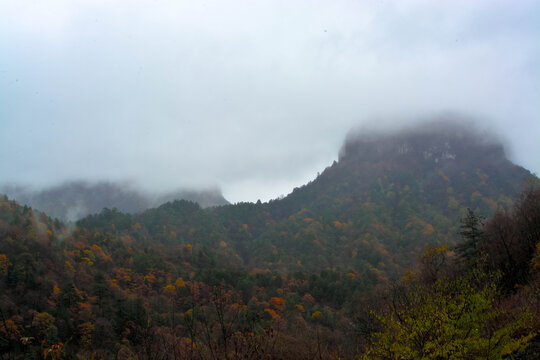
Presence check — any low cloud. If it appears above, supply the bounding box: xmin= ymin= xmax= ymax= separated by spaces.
xmin=1 ymin=0 xmax=538 ymax=202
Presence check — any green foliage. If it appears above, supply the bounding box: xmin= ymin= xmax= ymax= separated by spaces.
xmin=456 ymin=208 xmax=485 ymax=262
xmin=0 ymin=130 xmax=538 ymax=359
xmin=364 ymin=271 xmax=534 ymax=359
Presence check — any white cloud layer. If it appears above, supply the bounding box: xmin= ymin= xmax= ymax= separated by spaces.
xmin=1 ymin=0 xmax=539 ymax=202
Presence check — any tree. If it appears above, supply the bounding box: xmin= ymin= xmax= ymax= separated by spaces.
xmin=363 ymin=270 xmax=533 ymax=359
xmin=456 ymin=208 xmax=485 ymax=263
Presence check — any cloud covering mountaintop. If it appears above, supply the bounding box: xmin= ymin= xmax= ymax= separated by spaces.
xmin=1 ymin=0 xmax=538 ymax=202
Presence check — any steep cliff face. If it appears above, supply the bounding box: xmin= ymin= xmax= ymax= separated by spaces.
xmin=334 ymin=121 xmax=529 ymax=205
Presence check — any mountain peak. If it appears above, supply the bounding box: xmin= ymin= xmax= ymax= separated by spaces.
xmin=339 ymin=119 xmax=506 ymax=168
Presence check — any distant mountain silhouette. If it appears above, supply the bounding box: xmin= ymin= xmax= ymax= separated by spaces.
xmin=1 ymin=181 xmax=229 ymax=221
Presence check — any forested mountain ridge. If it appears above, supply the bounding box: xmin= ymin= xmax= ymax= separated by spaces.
xmin=207 ymin=122 xmax=533 ymax=273
xmin=0 ymin=121 xmax=538 ymax=359
xmin=73 ymin=123 xmax=534 ymax=278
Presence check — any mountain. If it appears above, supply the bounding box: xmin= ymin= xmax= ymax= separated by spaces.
xmin=75 ymin=121 xmax=535 ymax=277
xmin=202 ymin=121 xmax=534 ymax=274
xmin=1 ymin=181 xmax=229 ymax=221
xmin=0 ymin=120 xmax=538 ymax=359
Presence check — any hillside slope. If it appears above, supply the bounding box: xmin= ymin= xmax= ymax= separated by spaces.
xmin=0 ymin=120 xmax=537 ymax=359
xmin=76 ymin=121 xmax=535 ymax=278
xmin=236 ymin=121 xmax=533 ymax=273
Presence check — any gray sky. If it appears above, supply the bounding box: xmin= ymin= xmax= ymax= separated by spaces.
xmin=1 ymin=0 xmax=539 ymax=203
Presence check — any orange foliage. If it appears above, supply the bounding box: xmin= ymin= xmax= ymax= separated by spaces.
xmin=144 ymin=273 xmax=156 ymax=284
xmin=52 ymin=284 xmax=61 ymax=297
xmin=0 ymin=254 xmax=11 ymax=276
xmin=533 ymin=243 xmax=540 ymax=269
xmin=163 ymin=284 xmax=176 ymax=295
xmin=270 ymin=297 xmax=286 ymax=312
xmin=423 ymin=224 xmax=435 ymax=235
xmin=264 ymin=308 xmax=278 ymax=318
xmin=0 ymin=319 xmax=20 ymax=340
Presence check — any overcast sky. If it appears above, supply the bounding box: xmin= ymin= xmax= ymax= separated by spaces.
xmin=1 ymin=0 xmax=539 ymax=203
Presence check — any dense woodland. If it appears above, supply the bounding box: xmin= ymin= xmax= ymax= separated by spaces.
xmin=0 ymin=126 xmax=538 ymax=359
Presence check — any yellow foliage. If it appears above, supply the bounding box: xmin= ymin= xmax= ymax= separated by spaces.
xmin=295 ymin=304 xmax=305 ymax=312
xmin=65 ymin=261 xmax=76 ymax=273
xmin=242 ymin=223 xmax=249 ymax=229
xmin=401 ymin=268 xmax=417 ymax=283
xmin=219 ymin=240 xmax=227 ymax=248
xmin=423 ymin=224 xmax=435 ymax=235
xmin=78 ymin=322 xmax=94 ymax=346
xmin=333 ymin=220 xmax=342 ymax=228
xmin=483 ymin=197 xmax=498 ymax=212
xmin=471 ymin=191 xmax=482 ymax=202
xmin=303 ymin=218 xmax=313 ymax=222
xmin=347 ymin=272 xmax=356 ymax=278
xmin=185 ymin=308 xmax=193 ymax=316
xmin=81 ymin=257 xmax=93 ymax=266
xmin=448 ymin=196 xmax=459 ymax=209
xmin=311 ymin=311 xmax=322 ymax=318
xmin=421 ymin=244 xmax=449 ymax=258
xmin=175 ymin=277 xmax=186 ymax=287
xmin=163 ymin=284 xmax=176 ymax=294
